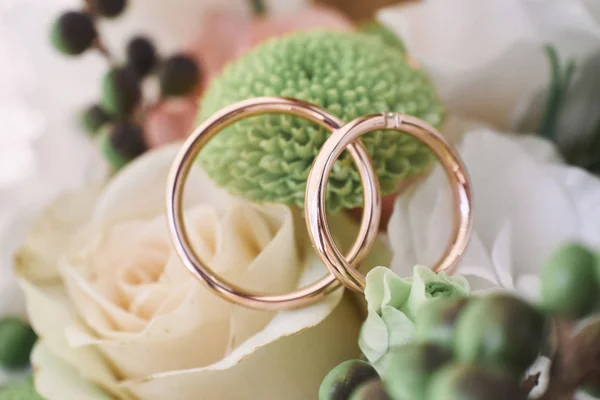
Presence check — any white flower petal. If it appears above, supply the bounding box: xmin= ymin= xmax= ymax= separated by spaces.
xmin=490 ymin=221 xmax=515 ymax=289
xmin=389 ymin=128 xmax=600 ymax=298
xmin=378 ymin=0 xmax=600 ymax=130
xmin=32 ymin=343 xmax=121 ymax=400
xmin=545 ymin=164 xmax=600 ymax=245
xmin=15 ymin=187 xmax=102 ymax=283
xmin=19 ymin=279 xmax=126 ymax=397
xmin=92 ymin=144 xmax=231 ymax=228
xmin=120 ymin=294 xmax=361 ymax=400
xmin=515 ymin=274 xmax=541 ymax=302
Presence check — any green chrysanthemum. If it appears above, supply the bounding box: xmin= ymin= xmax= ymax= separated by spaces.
xmin=198 ymin=30 xmax=444 ymax=212
xmin=359 ymin=21 xmax=407 ymax=54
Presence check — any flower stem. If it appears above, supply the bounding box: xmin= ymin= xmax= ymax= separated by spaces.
xmin=538 ymin=45 xmax=576 ymax=140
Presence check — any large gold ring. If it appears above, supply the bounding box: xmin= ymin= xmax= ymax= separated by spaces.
xmin=305 ymin=113 xmax=473 ymax=293
xmin=166 ymin=97 xmax=381 ymax=310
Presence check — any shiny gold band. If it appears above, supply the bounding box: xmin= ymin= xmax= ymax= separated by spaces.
xmin=166 ymin=97 xmax=473 ymax=310
xmin=166 ymin=97 xmax=381 ymax=310
xmin=305 ymin=113 xmax=473 ymax=292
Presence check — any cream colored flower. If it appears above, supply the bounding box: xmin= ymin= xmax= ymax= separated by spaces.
xmin=388 ymin=128 xmax=600 ymax=299
xmin=17 ymin=144 xmax=388 ymax=400
xmin=377 ymin=0 xmax=600 ymax=132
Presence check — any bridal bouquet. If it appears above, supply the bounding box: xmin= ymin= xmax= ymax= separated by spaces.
xmin=1 ymin=0 xmax=600 ymax=399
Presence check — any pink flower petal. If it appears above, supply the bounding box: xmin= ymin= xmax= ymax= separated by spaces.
xmin=144 ymin=98 xmax=198 ymax=148
xmin=235 ymin=6 xmax=354 ymax=57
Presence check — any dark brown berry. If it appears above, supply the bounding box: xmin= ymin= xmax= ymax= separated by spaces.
xmin=50 ymin=11 xmax=96 ymax=56
xmin=81 ymin=104 xmax=112 ymax=135
xmin=102 ymin=66 xmax=141 ymax=117
xmin=100 ymin=122 xmax=147 ymax=170
xmin=160 ymin=55 xmax=200 ymax=97
xmin=90 ymin=0 xmax=127 ymax=18
xmin=127 ymin=36 xmax=157 ymax=77
xmin=427 ymin=364 xmax=527 ymax=400
xmin=318 ymin=360 xmax=380 ymax=400
xmin=455 ymin=294 xmax=546 ymax=374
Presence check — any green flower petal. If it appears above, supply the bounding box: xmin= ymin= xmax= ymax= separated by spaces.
xmin=364 ymin=267 xmax=412 ymax=314
xmin=381 ymin=306 xmax=415 ymax=350
xmin=358 ymin=309 xmax=389 ymax=363
xmin=198 ymin=30 xmax=445 ymax=212
xmin=359 ymin=266 xmax=470 ymax=364
xmin=400 ymin=266 xmax=470 ymax=320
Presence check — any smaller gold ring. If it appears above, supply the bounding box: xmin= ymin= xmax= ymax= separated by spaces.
xmin=166 ymin=97 xmax=381 ymax=310
xmin=305 ymin=113 xmax=473 ymax=293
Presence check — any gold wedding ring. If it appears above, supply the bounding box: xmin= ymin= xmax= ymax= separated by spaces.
xmin=166 ymin=97 xmax=381 ymax=310
xmin=305 ymin=113 xmax=473 ymax=293
xmin=167 ymin=97 xmax=473 ymax=310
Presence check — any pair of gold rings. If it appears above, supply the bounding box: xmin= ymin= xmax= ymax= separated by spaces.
xmin=166 ymin=97 xmax=473 ymax=311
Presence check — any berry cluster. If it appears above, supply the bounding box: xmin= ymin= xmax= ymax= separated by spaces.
xmin=50 ymin=0 xmax=201 ymax=170
xmin=320 ymin=243 xmax=600 ymax=400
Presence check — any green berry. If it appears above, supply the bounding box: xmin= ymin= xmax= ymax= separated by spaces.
xmin=81 ymin=104 xmax=112 ymax=135
xmin=426 ymin=364 xmax=527 ymax=400
xmin=127 ymin=36 xmax=157 ymax=77
xmin=198 ymin=31 xmax=444 ymax=212
xmin=415 ymin=297 xmax=469 ymax=350
xmin=99 ymin=122 xmax=147 ymax=170
xmin=540 ymin=243 xmax=599 ymax=318
xmin=318 ymin=359 xmax=379 ymax=400
xmin=0 ymin=317 xmax=37 ymax=370
xmin=101 ymin=66 xmax=141 ymax=117
xmin=455 ymin=294 xmax=545 ymax=374
xmin=349 ymin=380 xmax=391 ymax=400
xmin=0 ymin=376 xmax=44 ymax=400
xmin=90 ymin=0 xmax=127 ymax=18
xmin=160 ymin=55 xmax=200 ymax=97
xmin=50 ymin=11 xmax=96 ymax=56
xmin=379 ymin=343 xmax=452 ymax=400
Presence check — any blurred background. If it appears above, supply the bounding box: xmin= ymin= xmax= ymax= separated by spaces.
xmin=1 ymin=0 xmax=599 ymax=318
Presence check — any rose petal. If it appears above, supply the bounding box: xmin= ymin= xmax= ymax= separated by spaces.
xmin=119 ymin=261 xmax=361 ymax=400
xmin=32 ymin=343 xmax=123 ymax=400
xmin=14 ymin=187 xmax=102 ymax=283
xmin=92 ymin=144 xmax=231 ymax=228
xmin=19 ymin=279 xmax=126 ymax=397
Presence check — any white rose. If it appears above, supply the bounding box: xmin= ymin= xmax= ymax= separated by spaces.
xmin=377 ymin=0 xmax=600 ymax=133
xmin=17 ymin=144 xmax=388 ymax=400
xmin=388 ymin=128 xmax=600 ymax=299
